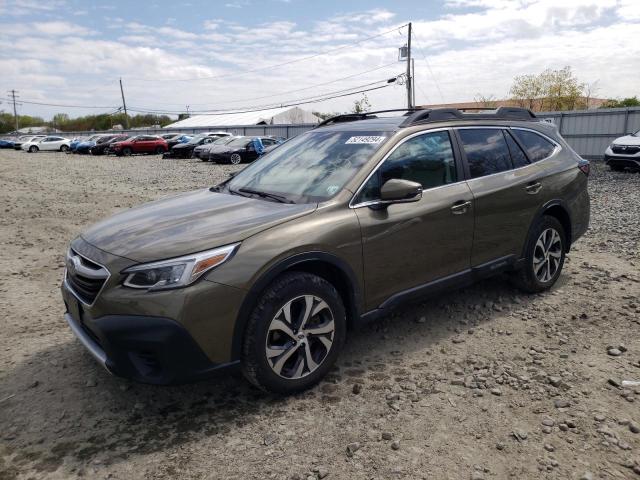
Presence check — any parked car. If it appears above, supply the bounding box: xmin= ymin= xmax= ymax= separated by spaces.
xmin=61 ymin=107 xmax=590 ymax=393
xmin=74 ymin=135 xmax=109 ymax=154
xmin=194 ymin=136 xmax=237 ymax=160
xmin=207 ymin=136 xmax=280 ymax=164
xmin=22 ymin=136 xmax=71 ymax=152
xmin=110 ymin=135 xmax=168 ymax=156
xmin=163 ymin=135 xmax=217 ymax=159
xmin=166 ymin=134 xmax=193 ymax=150
xmin=13 ymin=135 xmax=45 ymax=150
xmin=90 ymin=135 xmax=131 ymax=156
xmin=0 ymin=138 xmax=15 ymax=148
xmin=604 ymin=129 xmax=640 ymax=171
xmin=160 ymin=133 xmax=179 ymax=140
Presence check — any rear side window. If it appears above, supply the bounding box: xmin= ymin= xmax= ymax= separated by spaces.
xmin=512 ymin=129 xmax=556 ymax=162
xmin=458 ymin=129 xmax=512 ymax=179
xmin=504 ymin=131 xmax=529 ymax=168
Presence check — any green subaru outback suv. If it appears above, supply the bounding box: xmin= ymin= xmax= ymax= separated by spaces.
xmin=61 ymin=107 xmax=590 ymax=393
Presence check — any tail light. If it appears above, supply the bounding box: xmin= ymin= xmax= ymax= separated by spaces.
xmin=578 ymin=159 xmax=590 ymax=176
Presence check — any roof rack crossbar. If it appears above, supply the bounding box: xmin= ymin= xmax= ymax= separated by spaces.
xmin=400 ymin=107 xmax=537 ymax=127
xmin=314 ymin=108 xmax=425 ymax=128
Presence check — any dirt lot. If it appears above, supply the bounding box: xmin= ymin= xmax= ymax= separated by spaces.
xmin=0 ymin=149 xmax=639 ymax=480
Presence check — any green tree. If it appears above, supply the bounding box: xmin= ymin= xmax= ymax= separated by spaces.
xmin=509 ymin=66 xmax=585 ymax=111
xmin=352 ymin=94 xmax=371 ymax=114
xmin=600 ymin=96 xmax=640 ymax=108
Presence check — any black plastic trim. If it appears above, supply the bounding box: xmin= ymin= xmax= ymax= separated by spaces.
xmin=230 ymin=252 xmax=363 ymax=360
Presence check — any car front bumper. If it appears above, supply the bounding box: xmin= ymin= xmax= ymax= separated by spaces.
xmin=604 ymin=153 xmax=640 ymax=169
xmin=62 ymin=284 xmax=239 ymax=384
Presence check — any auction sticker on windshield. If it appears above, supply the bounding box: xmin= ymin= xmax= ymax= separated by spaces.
xmin=345 ymin=136 xmax=386 ymax=144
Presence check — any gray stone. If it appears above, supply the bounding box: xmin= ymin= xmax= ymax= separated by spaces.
xmin=607 ymin=348 xmax=622 ymax=356
xmin=346 ymin=442 xmax=361 ymax=456
xmin=554 ymin=399 xmax=570 ymax=408
xmin=391 ymin=440 xmax=400 ymax=450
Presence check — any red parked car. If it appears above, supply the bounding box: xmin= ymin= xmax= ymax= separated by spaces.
xmin=111 ymin=135 xmax=168 ymax=156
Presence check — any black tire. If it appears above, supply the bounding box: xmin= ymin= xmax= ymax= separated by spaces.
xmin=155 ymin=146 xmax=165 ymax=155
xmin=241 ymin=272 xmax=346 ymax=394
xmin=60 ymin=145 xmax=69 ymax=152
xmin=515 ymin=215 xmax=566 ymax=293
xmin=609 ymin=164 xmax=624 ymax=172
xmin=230 ymin=153 xmax=242 ymax=165
xmin=28 ymin=145 xmax=38 ymax=153
xmin=122 ymin=147 xmax=132 ymax=156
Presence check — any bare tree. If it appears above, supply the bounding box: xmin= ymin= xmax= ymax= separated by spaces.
xmin=352 ymin=94 xmax=372 ymax=114
xmin=473 ymin=93 xmax=497 ymax=108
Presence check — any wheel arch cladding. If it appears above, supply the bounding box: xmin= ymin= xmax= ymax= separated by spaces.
xmin=543 ymin=203 xmax=572 ymax=251
xmin=230 ymin=252 xmax=361 ymax=361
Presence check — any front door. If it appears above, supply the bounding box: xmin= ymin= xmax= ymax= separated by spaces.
xmin=353 ymin=130 xmax=475 ymax=311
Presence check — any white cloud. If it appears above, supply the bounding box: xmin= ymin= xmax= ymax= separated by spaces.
xmin=0 ymin=1 xmax=638 ymax=119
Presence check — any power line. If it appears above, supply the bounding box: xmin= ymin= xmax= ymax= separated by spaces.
xmin=137 ymin=61 xmax=399 ymax=109
xmin=129 ymin=75 xmax=401 ymax=115
xmin=128 ymin=78 xmax=400 ymax=116
xmin=411 ymin=33 xmax=446 ymax=104
xmin=126 ymin=24 xmax=409 ymax=84
xmin=0 ymin=97 xmax=118 ymax=109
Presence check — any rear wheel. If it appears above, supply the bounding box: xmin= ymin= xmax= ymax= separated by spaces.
xmin=515 ymin=215 xmax=566 ymax=293
xmin=155 ymin=146 xmax=164 ymax=155
xmin=28 ymin=145 xmax=38 ymax=153
xmin=60 ymin=145 xmax=69 ymax=152
xmin=242 ymin=272 xmax=346 ymax=394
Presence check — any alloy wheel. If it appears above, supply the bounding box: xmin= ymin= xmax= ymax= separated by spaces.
xmin=533 ymin=228 xmax=562 ymax=283
xmin=265 ymin=295 xmax=335 ymax=379
xmin=230 ymin=153 xmax=242 ymax=165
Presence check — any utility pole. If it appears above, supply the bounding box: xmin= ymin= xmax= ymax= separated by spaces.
xmin=406 ymin=22 xmax=412 ymax=109
xmin=119 ymin=78 xmax=129 ymax=129
xmin=8 ymin=90 xmax=19 ymax=132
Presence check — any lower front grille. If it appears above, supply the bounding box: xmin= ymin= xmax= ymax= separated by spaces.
xmin=612 ymin=145 xmax=640 ymax=155
xmin=66 ymin=249 xmax=110 ymax=305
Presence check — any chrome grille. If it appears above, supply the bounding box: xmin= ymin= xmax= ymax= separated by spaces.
xmin=65 ymin=248 xmax=110 ymax=305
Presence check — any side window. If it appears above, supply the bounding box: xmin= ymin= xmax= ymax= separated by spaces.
xmin=458 ymin=129 xmax=512 ymax=179
xmin=512 ymin=129 xmax=556 ymax=162
xmin=356 ymin=131 xmax=457 ymax=203
xmin=504 ymin=130 xmax=529 ymax=168
xmin=42 ymin=137 xmax=53 ymax=142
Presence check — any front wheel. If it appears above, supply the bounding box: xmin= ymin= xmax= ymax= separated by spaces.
xmin=155 ymin=146 xmax=165 ymax=155
xmin=28 ymin=145 xmax=38 ymax=153
xmin=60 ymin=145 xmax=69 ymax=152
xmin=230 ymin=153 xmax=242 ymax=165
xmin=515 ymin=215 xmax=566 ymax=293
xmin=609 ymin=164 xmax=624 ymax=172
xmin=241 ymin=272 xmax=346 ymax=394
xmin=122 ymin=147 xmax=132 ymax=156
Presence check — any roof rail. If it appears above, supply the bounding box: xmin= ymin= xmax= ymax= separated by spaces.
xmin=315 ymin=108 xmax=421 ymax=128
xmin=401 ymin=107 xmax=537 ymax=127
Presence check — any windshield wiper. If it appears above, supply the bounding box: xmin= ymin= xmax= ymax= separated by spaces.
xmin=238 ymin=187 xmax=293 ymax=203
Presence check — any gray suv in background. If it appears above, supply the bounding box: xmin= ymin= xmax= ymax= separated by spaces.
xmin=61 ymin=107 xmax=590 ymax=394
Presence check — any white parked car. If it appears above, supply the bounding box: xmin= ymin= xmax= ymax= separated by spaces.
xmin=22 ymin=136 xmax=71 ymax=153
xmin=605 ymin=129 xmax=640 ymax=171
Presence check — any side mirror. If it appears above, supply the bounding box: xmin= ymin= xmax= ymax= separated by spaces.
xmin=379 ymin=179 xmax=422 ymax=203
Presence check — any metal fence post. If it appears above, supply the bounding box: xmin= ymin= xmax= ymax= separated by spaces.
xmin=623 ymin=108 xmax=630 ymax=134
xmin=557 ymin=113 xmax=564 ymax=135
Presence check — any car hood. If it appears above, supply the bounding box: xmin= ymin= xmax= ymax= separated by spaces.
xmin=81 ymin=189 xmax=317 ymax=262
xmin=613 ymin=135 xmax=640 ymax=146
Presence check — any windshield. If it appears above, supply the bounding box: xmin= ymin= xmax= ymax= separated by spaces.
xmin=214 ymin=136 xmax=236 ymax=145
xmin=186 ymin=136 xmax=206 ymax=145
xmin=227 ymin=137 xmax=250 ymax=148
xmin=226 ymin=130 xmax=391 ymax=203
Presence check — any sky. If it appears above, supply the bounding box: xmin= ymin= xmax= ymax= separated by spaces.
xmin=0 ymin=0 xmax=639 ymax=120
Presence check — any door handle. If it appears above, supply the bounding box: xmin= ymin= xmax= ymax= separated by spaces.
xmin=525 ymin=181 xmax=542 ymax=194
xmin=451 ymin=200 xmax=471 ymax=215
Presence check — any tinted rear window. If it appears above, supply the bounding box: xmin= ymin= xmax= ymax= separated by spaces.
xmin=504 ymin=131 xmax=529 ymax=168
xmin=458 ymin=129 xmax=512 ymax=179
xmin=512 ymin=129 xmax=556 ymax=162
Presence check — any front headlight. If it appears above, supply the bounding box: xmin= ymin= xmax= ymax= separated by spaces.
xmin=122 ymin=243 xmax=239 ymax=291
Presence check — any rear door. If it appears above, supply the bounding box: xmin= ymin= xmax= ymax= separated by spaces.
xmin=353 ymin=129 xmax=475 ymax=310
xmin=454 ymin=127 xmax=549 ymax=267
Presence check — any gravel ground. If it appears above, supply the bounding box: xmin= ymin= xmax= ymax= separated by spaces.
xmin=0 ymin=149 xmax=639 ymax=480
